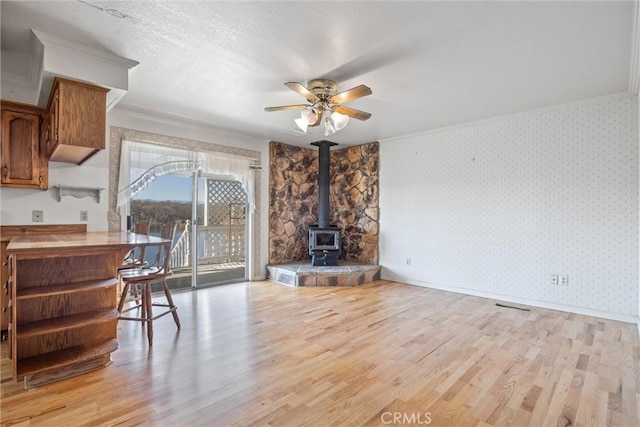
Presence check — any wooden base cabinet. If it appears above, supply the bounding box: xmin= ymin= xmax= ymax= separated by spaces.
xmin=10 ymin=248 xmax=120 ymax=388
xmin=7 ymin=231 xmax=168 ymax=388
xmin=0 ymin=225 xmax=87 ymax=341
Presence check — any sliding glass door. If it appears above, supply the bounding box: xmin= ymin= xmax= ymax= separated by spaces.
xmin=194 ymin=175 xmax=247 ymax=288
xmin=121 ymin=141 xmax=251 ymax=289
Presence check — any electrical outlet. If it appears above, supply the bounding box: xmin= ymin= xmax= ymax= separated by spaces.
xmin=550 ymin=274 xmax=558 ymax=285
xmin=80 ymin=210 xmax=89 ymax=221
xmin=406 ymin=258 xmax=411 ymax=266
xmin=32 ymin=210 xmax=43 ymax=222
xmin=559 ymin=275 xmax=569 ymax=286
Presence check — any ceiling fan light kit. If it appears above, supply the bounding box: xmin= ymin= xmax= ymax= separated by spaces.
xmin=295 ymin=117 xmax=309 ymax=133
xmin=300 ymin=107 xmax=319 ymax=127
xmin=330 ymin=111 xmax=349 ymax=130
xmin=265 ymin=78 xmax=372 ymax=136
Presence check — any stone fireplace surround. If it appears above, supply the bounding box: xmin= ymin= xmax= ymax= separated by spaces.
xmin=268 ymin=141 xmax=380 ymax=286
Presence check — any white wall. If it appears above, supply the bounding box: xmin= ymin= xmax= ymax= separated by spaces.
xmin=380 ymin=93 xmax=639 ymax=322
xmin=0 ymin=141 xmax=111 ymax=231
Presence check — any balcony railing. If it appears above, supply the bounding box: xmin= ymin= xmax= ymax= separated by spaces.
xmin=170 ymin=220 xmax=245 ymax=269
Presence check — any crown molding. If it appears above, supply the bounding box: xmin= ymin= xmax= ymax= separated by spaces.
xmin=111 ymin=104 xmax=267 ymax=142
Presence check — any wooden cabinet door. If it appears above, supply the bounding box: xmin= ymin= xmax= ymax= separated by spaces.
xmin=0 ymin=108 xmax=45 ymax=189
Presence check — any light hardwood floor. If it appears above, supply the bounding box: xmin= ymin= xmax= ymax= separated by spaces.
xmin=1 ymin=280 xmax=639 ymax=426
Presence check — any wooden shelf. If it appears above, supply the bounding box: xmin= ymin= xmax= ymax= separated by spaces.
xmin=16 ymin=278 xmax=119 ymax=299
xmin=17 ymin=309 xmax=118 ymax=338
xmin=7 ymin=231 xmax=159 ymax=387
xmin=17 ymin=338 xmax=118 ymax=377
xmin=52 ymin=185 xmax=104 ymax=203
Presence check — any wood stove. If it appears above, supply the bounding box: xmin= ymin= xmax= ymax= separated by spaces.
xmin=309 ymin=140 xmax=341 ymax=266
xmin=309 ymin=226 xmax=341 ymax=266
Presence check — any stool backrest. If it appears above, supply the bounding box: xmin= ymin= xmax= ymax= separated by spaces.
xmin=134 ymin=221 xmax=151 ymax=235
xmin=155 ymin=221 xmax=178 ymax=274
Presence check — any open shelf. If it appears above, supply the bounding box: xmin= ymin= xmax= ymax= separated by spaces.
xmin=52 ymin=185 xmax=104 ymax=203
xmin=17 ymin=338 xmax=118 ymax=378
xmin=17 ymin=309 xmax=118 ymax=338
xmin=7 ymin=231 xmax=166 ymax=387
xmin=16 ymin=278 xmax=119 ymax=299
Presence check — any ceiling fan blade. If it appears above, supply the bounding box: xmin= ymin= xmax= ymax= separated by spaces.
xmin=264 ymin=104 xmax=309 ymax=112
xmin=285 ymin=82 xmax=320 ymax=102
xmin=330 ymin=84 xmax=372 ymax=104
xmin=332 ymin=105 xmax=371 ymax=121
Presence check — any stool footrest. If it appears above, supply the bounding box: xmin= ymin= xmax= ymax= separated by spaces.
xmin=116 ymin=280 xmax=180 ymax=345
xmin=119 ymin=307 xmax=178 ymax=323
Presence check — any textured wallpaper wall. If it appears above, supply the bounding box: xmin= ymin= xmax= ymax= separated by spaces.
xmin=380 ymin=94 xmax=638 ymax=318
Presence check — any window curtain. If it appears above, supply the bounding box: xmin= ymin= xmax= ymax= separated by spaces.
xmin=117 ymin=140 xmax=255 ymax=210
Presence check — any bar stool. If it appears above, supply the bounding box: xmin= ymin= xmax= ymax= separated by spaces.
xmin=122 ymin=221 xmax=151 ymax=264
xmin=117 ymin=221 xmax=180 ymax=345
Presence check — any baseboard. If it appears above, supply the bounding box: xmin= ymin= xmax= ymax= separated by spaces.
xmin=637 ymin=318 xmax=640 ymax=343
xmin=381 ymin=273 xmax=638 ymax=324
xmin=252 ymin=274 xmax=267 ymax=281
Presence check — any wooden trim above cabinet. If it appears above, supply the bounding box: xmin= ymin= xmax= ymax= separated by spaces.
xmin=0 ymin=101 xmax=44 ymax=117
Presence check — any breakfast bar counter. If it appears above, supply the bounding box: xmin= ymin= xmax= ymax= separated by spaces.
xmin=6 ymin=231 xmax=169 ymax=388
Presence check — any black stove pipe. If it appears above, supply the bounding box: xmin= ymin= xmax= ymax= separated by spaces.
xmin=311 ymin=140 xmax=338 ymax=228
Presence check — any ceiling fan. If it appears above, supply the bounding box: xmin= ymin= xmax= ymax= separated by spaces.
xmin=264 ymin=79 xmax=372 ymax=135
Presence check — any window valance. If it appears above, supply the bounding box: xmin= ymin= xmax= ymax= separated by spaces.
xmin=117 ymin=140 xmax=256 ymax=210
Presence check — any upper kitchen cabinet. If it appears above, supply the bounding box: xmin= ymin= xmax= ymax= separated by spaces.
xmin=0 ymin=101 xmax=47 ymax=190
xmin=45 ymin=77 xmax=109 ymax=165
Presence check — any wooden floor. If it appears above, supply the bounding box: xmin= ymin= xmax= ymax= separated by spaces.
xmin=1 ymin=280 xmax=639 ymax=426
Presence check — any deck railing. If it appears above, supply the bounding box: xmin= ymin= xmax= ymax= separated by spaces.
xmin=170 ymin=220 xmax=190 ymax=268
xmin=170 ymin=220 xmax=245 ymax=268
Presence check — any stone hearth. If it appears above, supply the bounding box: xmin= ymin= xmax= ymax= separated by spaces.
xmin=267 ymin=262 xmax=381 ymax=287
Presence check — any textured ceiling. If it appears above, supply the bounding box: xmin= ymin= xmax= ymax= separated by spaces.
xmin=0 ymin=1 xmax=636 ymax=146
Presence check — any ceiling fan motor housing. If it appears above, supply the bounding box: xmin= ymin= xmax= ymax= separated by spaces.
xmin=308 ymin=79 xmax=338 ymax=99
